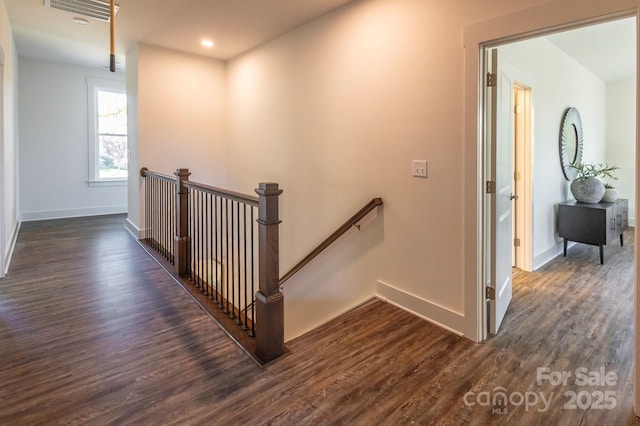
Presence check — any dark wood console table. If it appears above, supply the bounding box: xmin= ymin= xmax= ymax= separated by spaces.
xmin=558 ymin=198 xmax=628 ymax=264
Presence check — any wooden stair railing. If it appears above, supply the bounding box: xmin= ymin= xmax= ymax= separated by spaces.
xmin=279 ymin=197 xmax=383 ymax=286
xmin=140 ymin=167 xmax=284 ymax=364
xmin=140 ymin=166 xmax=382 ymax=364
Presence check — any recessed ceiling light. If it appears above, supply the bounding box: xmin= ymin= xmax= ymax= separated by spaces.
xmin=201 ymin=39 xmax=214 ymax=48
xmin=73 ymin=17 xmax=90 ymax=25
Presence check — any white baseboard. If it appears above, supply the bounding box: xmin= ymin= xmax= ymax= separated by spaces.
xmin=376 ymin=280 xmax=465 ymax=336
xmin=284 ymin=295 xmax=378 ymax=343
xmin=125 ymin=218 xmax=145 ymax=239
xmin=21 ymin=205 xmax=127 ymax=222
xmin=532 ymin=240 xmax=573 ymax=271
xmin=4 ymin=220 xmax=21 ymax=275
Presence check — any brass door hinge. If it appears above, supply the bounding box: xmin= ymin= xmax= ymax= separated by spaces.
xmin=486 ymin=287 xmax=496 ymax=300
xmin=514 ymin=238 xmax=521 ymax=247
xmin=487 ymin=72 xmax=497 ymax=87
xmin=486 ymin=181 xmax=496 ymax=194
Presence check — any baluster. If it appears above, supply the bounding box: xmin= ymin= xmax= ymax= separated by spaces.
xmin=191 ymin=189 xmax=196 ymax=285
xmin=156 ymin=179 xmax=159 ymax=248
xmin=187 ymin=189 xmax=190 ymax=276
xmin=153 ymin=178 xmax=160 ymax=251
xmin=236 ymin=201 xmax=242 ymax=325
xmin=204 ymin=192 xmax=210 ymax=296
xmin=153 ymin=177 xmax=157 ymax=249
xmin=194 ymin=190 xmax=199 ymax=288
xmin=197 ymin=190 xmax=202 ymax=289
xmin=159 ymin=178 xmax=161 ymax=252
xmin=149 ymin=177 xmax=153 ymax=247
xmin=168 ymin=182 xmax=173 ymax=260
xmin=152 ymin=178 xmax=157 ymax=250
xmin=144 ymin=175 xmax=149 ymax=241
xmin=230 ymin=200 xmax=236 ymax=319
xmin=214 ymin=195 xmax=220 ymax=304
xmin=170 ymin=184 xmax=175 ymax=263
xmin=169 ymin=182 xmax=172 ymax=259
xmin=190 ymin=190 xmax=195 ymax=282
xmin=209 ymin=194 xmax=214 ymax=299
xmin=161 ymin=180 xmax=165 ymax=256
xmin=243 ymin=203 xmax=248 ymax=331
xmin=225 ymin=198 xmax=230 ymax=314
xmin=250 ymin=206 xmax=255 ymax=337
xmin=157 ymin=178 xmax=160 ymax=251
xmin=158 ymin=178 xmax=161 ymax=251
xmin=188 ymin=189 xmax=191 ymax=280
xmin=173 ymin=185 xmax=176 ymax=261
xmin=200 ymin=190 xmax=204 ymax=292
xmin=163 ymin=180 xmax=167 ymax=258
xmin=166 ymin=181 xmax=170 ymax=259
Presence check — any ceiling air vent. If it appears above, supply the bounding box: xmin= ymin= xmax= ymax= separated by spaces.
xmin=44 ymin=0 xmax=119 ymax=23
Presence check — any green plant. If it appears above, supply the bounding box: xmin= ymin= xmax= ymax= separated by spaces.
xmin=570 ymin=163 xmax=619 ymax=181
xmin=604 ymin=183 xmax=615 ymax=189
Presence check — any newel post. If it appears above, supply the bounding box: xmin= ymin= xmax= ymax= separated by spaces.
xmin=174 ymin=168 xmax=191 ymax=277
xmin=255 ymin=182 xmax=284 ymax=362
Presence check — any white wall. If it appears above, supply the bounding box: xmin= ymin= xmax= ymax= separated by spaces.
xmin=225 ymin=0 xmax=553 ymax=340
xmin=18 ymin=57 xmax=127 ymax=220
xmin=128 ymin=0 xmax=637 ymax=342
xmin=499 ymin=38 xmax=607 ymax=270
xmin=606 ymin=75 xmax=636 ymax=224
xmin=127 ymin=44 xmax=228 ymax=235
xmin=0 ymin=0 xmax=19 ymax=274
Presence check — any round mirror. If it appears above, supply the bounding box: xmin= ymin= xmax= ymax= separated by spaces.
xmin=565 ymin=125 xmax=578 ymax=164
xmin=559 ymin=107 xmax=584 ymax=180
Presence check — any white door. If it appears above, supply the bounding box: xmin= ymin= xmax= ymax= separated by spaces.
xmin=0 ymin=63 xmax=4 ymax=279
xmin=487 ymin=48 xmax=513 ymax=334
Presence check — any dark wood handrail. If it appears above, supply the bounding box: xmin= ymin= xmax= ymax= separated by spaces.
xmin=140 ymin=167 xmax=259 ymax=206
xmin=140 ymin=167 xmax=177 ymax=183
xmin=279 ymin=197 xmax=383 ymax=286
xmin=184 ymin=181 xmax=259 ymax=207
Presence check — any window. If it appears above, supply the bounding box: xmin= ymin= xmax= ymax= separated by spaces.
xmin=87 ymin=78 xmax=127 ymax=186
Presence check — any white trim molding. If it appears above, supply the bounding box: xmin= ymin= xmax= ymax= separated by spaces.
xmin=86 ymin=77 xmax=128 ymax=184
xmin=21 ymin=205 xmax=127 ymax=222
xmin=88 ymin=179 xmax=127 ymax=187
xmin=4 ymin=220 xmax=20 ymax=275
xmin=125 ymin=218 xmax=144 ymax=239
xmin=376 ymin=280 xmax=465 ymax=336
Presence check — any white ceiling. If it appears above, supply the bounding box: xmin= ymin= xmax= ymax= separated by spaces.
xmin=5 ymin=0 xmax=356 ymax=69
xmin=3 ymin=1 xmax=637 ymax=81
xmin=546 ymin=16 xmax=636 ymax=83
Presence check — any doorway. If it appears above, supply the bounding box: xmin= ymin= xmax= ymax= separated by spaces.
xmin=462 ymin=1 xmax=640 ymax=415
xmin=484 ymin=16 xmax=637 ymax=335
xmin=512 ymin=83 xmax=532 ymax=272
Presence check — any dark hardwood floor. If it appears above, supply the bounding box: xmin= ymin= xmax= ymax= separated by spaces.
xmin=0 ymin=215 xmax=638 ymax=425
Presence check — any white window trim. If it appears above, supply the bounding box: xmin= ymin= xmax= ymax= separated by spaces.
xmin=87 ymin=77 xmax=127 ymax=186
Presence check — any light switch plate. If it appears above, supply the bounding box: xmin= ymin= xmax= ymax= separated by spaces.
xmin=412 ymin=160 xmax=428 ymax=178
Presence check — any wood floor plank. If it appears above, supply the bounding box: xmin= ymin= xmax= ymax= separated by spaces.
xmin=0 ymin=215 xmax=638 ymax=425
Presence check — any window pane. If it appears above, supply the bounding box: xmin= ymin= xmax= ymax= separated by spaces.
xmin=97 ymin=89 xmax=127 ymax=179
xmin=98 ymin=90 xmax=127 ymax=134
xmin=99 ymin=134 xmax=128 ymax=178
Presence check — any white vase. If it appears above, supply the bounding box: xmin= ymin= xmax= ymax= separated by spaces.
xmin=601 ymin=188 xmax=619 ymax=203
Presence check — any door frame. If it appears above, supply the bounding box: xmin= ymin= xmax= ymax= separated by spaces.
xmin=462 ymin=0 xmax=639 ymax=413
